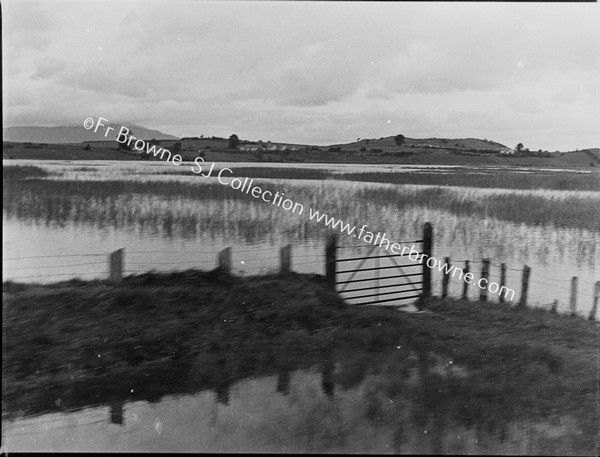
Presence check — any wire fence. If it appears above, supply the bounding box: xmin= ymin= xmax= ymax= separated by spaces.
xmin=2 ymin=244 xmax=327 ymax=283
xmin=3 ymin=242 xmax=598 ymax=319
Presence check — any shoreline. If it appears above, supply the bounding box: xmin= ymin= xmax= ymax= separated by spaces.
xmin=3 ymin=270 xmax=597 ymax=451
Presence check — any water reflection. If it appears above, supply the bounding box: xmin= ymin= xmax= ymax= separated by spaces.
xmin=321 ymin=360 xmax=335 ymax=399
xmin=110 ymin=402 xmax=123 ymax=425
xmin=2 ymin=351 xmax=592 ymax=454
xmin=276 ymin=369 xmax=290 ymax=396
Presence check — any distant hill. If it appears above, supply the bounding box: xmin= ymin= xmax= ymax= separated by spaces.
xmin=4 ymin=129 xmax=598 ymax=167
xmin=3 ymin=124 xmax=178 ymax=144
xmin=331 ymin=136 xmax=507 ymax=151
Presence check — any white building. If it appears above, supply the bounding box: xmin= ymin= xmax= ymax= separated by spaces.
xmin=499 ymin=148 xmax=516 ymax=155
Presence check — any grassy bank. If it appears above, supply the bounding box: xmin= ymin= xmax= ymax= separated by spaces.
xmin=2 ymin=271 xmax=598 ymax=453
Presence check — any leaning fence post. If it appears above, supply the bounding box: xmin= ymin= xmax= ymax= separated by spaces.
xmin=518 ymin=265 xmax=530 ymax=307
xmin=462 ymin=260 xmax=470 ymax=299
xmin=109 ymin=248 xmax=123 ymax=283
xmin=280 ymin=244 xmax=292 ymax=274
xmin=479 ymin=259 xmax=490 ymax=302
xmin=499 ymin=263 xmax=506 ymax=303
xmin=441 ymin=257 xmax=450 ymax=299
xmin=218 ymin=247 xmax=231 ymax=274
xmin=589 ymin=281 xmax=600 ymax=321
xmin=422 ymin=223 xmax=433 ymax=299
xmin=570 ymin=276 xmax=578 ymax=317
xmin=325 ymin=234 xmax=337 ymax=289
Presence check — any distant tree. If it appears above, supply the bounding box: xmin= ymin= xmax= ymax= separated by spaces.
xmin=118 ymin=130 xmax=133 ymax=152
xmin=172 ymin=142 xmax=182 ymax=154
xmin=394 ymin=134 xmax=405 ymax=147
xmin=516 ymin=143 xmax=524 ymax=152
xmin=83 ymin=144 xmax=91 ymax=151
xmin=229 ymin=134 xmax=240 ymax=150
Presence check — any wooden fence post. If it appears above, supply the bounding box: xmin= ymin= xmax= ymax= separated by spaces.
xmin=499 ymin=263 xmax=506 ymax=303
xmin=280 ymin=244 xmax=292 ymax=274
xmin=589 ymin=281 xmax=600 ymax=321
xmin=570 ymin=276 xmax=578 ymax=317
xmin=462 ymin=260 xmax=470 ymax=299
xmin=518 ymin=265 xmax=530 ymax=307
xmin=479 ymin=259 xmax=490 ymax=302
xmin=551 ymin=299 xmax=558 ymax=314
xmin=442 ymin=257 xmax=450 ymax=299
xmin=325 ymin=234 xmax=337 ymax=289
xmin=218 ymin=247 xmax=231 ymax=274
xmin=109 ymin=248 xmax=123 ymax=283
xmin=422 ymin=223 xmax=433 ymax=299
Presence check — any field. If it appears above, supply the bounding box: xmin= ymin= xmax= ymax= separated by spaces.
xmin=2 ymin=271 xmax=598 ymax=453
xmin=4 ymin=139 xmax=600 ymax=167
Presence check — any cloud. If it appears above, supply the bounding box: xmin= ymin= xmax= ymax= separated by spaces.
xmin=32 ymin=59 xmax=67 ymax=80
xmin=2 ymin=0 xmax=598 ymax=150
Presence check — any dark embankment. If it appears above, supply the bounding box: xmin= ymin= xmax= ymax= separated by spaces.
xmin=2 ymin=271 xmax=598 ymax=452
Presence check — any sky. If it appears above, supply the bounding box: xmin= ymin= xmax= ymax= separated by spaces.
xmin=3 ymin=0 xmax=599 ymax=151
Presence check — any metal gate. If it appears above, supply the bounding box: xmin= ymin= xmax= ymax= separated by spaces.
xmin=326 ymin=223 xmax=432 ymax=306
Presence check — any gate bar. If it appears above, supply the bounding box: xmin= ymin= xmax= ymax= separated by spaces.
xmin=336 ymin=272 xmax=422 ymax=285
xmin=342 ymin=281 xmax=424 ymax=294
xmin=335 ymin=253 xmax=417 ymax=263
xmin=343 ymin=288 xmax=422 ymax=301
xmin=350 ymin=294 xmax=423 ymax=306
xmin=337 ymin=263 xmax=421 ymax=275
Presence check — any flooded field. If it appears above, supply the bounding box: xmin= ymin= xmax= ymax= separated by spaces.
xmin=3 ymin=160 xmax=599 ymax=315
xmin=3 ymin=160 xmax=598 ymax=454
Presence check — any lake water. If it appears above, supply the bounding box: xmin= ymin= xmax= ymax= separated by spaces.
xmin=3 ymin=160 xmax=599 ymax=316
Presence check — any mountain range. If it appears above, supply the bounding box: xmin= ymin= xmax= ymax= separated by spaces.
xmin=3 ymin=124 xmax=178 ymax=144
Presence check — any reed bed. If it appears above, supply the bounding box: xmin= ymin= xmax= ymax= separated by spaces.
xmin=13 ymin=164 xmax=597 ymax=192
xmin=5 ymin=177 xmax=598 ymax=232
